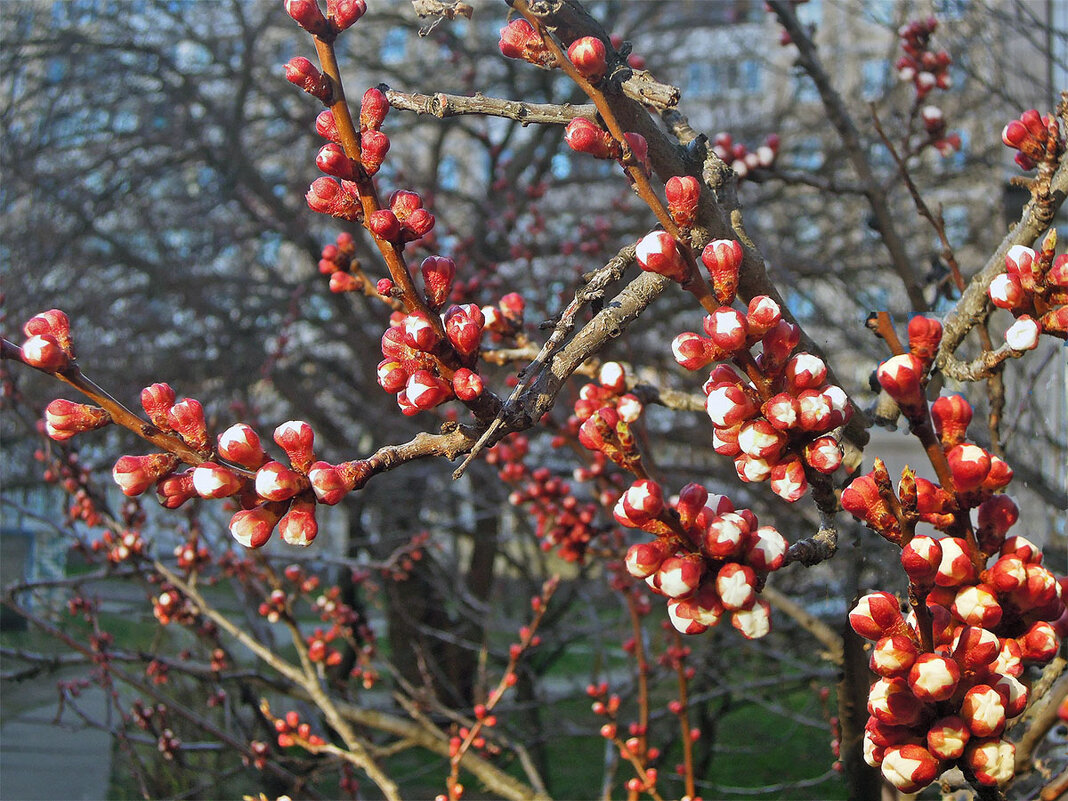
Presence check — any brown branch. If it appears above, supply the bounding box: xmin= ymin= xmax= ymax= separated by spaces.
xmin=384 ymin=86 xmax=595 ymax=125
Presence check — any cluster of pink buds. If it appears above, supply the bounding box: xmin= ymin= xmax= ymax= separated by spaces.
xmin=564 ymin=119 xmax=650 ymax=174
xmin=842 ymin=387 xmax=1066 ymax=792
xmin=305 ymin=626 xmax=344 ymax=666
xmin=173 ymin=536 xmax=211 ymax=573
xmin=284 ymin=0 xmax=365 ymax=39
xmin=153 ymin=585 xmax=197 ymax=626
xmin=988 ymin=233 xmax=1067 ymax=340
xmin=19 ymin=309 xmax=75 ymax=373
xmin=90 ymin=528 xmax=145 ymax=564
xmin=146 ymin=659 xmax=170 ymax=685
xmin=274 ymin=710 xmax=327 ymax=749
xmin=618 ymin=480 xmax=786 ymax=639
xmin=1001 ymin=108 xmax=1064 ymax=171
xmin=245 ymin=740 xmax=270 ymax=770
xmin=665 ymin=242 xmax=848 ymax=501
xmin=317 ymin=231 xmax=364 ymax=293
xmin=571 ymin=362 xmax=646 ymax=473
xmin=896 ymin=17 xmax=951 ymax=98
xmin=258 ymin=588 xmax=289 ymax=623
xmin=920 ymin=105 xmax=961 ymax=157
xmin=498 ymin=18 xmax=556 ymax=69
xmin=711 ymin=132 xmax=779 ymax=180
xmin=368 ymin=189 xmax=435 ymax=244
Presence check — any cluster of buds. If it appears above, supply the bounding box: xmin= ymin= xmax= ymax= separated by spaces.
xmin=367 ymin=189 xmax=435 ymax=244
xmin=245 ymin=740 xmax=270 ymax=771
xmin=617 ymin=479 xmax=788 ymax=639
xmin=273 ymin=710 xmax=327 ymax=749
xmin=35 ymin=444 xmax=103 ymax=527
xmin=1001 ymin=108 xmax=1064 ymax=172
xmin=564 ymin=118 xmax=650 ymax=174
xmin=146 ymin=659 xmax=170 ymax=685
xmin=90 ymin=528 xmax=146 ymax=564
xmin=173 ymin=536 xmax=211 ymax=573
xmin=571 ymin=362 xmax=645 ymax=474
xmin=711 ymin=132 xmax=779 ymax=180
xmin=153 ymin=585 xmax=198 ymax=626
xmin=660 ymin=241 xmax=848 ymax=501
xmin=305 ymin=626 xmax=344 ymax=666
xmin=586 ymin=682 xmax=663 ymax=794
xmin=896 ymin=17 xmax=951 ymax=99
xmin=988 ymin=234 xmax=1068 ymax=340
xmin=19 ymin=309 xmax=75 ymax=373
xmin=317 ymin=231 xmax=364 ymax=294
xmin=851 ymin=554 xmax=1064 ymax=793
xmin=258 ymin=588 xmax=289 ymax=623
xmin=284 ymin=0 xmax=366 ymax=39
xmin=919 ymin=105 xmax=961 ymax=157
xmin=498 ymin=18 xmax=556 ymax=69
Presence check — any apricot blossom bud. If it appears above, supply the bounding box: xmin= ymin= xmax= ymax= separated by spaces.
xmin=598 ymin=361 xmax=626 ymax=394
xmin=368 ymin=209 xmax=401 ymax=241
xmin=635 ymin=231 xmax=689 ymax=283
xmin=880 ymin=745 xmax=940 ymax=794
xmin=567 ymin=36 xmax=607 ymax=81
xmin=701 ymin=239 xmax=743 ymax=304
xmin=675 ymin=483 xmax=710 ymax=530
xmin=784 ymin=353 xmax=827 ymax=391
xmin=406 ymin=370 xmax=452 ymax=410
xmin=444 ymin=304 xmax=484 ymax=357
xmin=451 ymin=368 xmax=483 ymax=401
xmin=1004 ymin=315 xmax=1040 ymax=350
xmin=731 ymin=598 xmax=771 ymax=639
xmin=931 ymin=394 xmax=971 ymax=447
xmin=703 ymin=307 xmax=747 ymax=352
xmin=45 ymin=399 xmax=111 ymax=440
xmin=900 ymin=535 xmax=942 ymax=586
xmin=702 ymin=514 xmax=746 ymax=559
xmin=926 ymin=716 xmax=969 ymax=760
xmin=315 ymin=110 xmax=340 ymax=142
xmin=284 ymin=0 xmax=331 ymax=36
xmin=671 ymin=332 xmax=719 ymax=370
xmin=564 ymin=118 xmax=619 ymax=160
xmin=745 ymin=295 xmax=780 ymax=337
xmin=869 ymin=634 xmax=918 ymax=677
xmin=876 ymin=354 xmax=926 ymax=416
xmin=307 ymin=461 xmax=350 ymax=505
xmin=668 ymin=585 xmax=724 ymax=634
xmin=952 ymin=584 xmax=1002 ymax=628
xmin=745 ymin=526 xmax=787 ymax=572
xmin=961 ymin=685 xmax=1006 ymax=738
xmin=953 ymin=626 xmax=1000 ymax=670
xmin=868 ymin=677 xmax=925 ymax=727
xmin=665 ymin=175 xmax=700 ymax=228
xmin=327 ymin=0 xmax=365 ymax=32
xmin=715 ymin=562 xmax=756 ymax=610
xmin=1039 ymin=305 xmax=1068 ymax=336
xmin=803 ymin=436 xmax=842 ymax=473
xmin=229 ymin=503 xmax=282 ymax=548
xmin=402 ymin=311 xmax=441 ymax=352
xmin=218 ymin=423 xmax=268 ymax=469
xmin=306 ymin=177 xmax=360 ymax=220
xmin=156 ymin=471 xmax=196 ymax=510
xmin=316 ymin=143 xmax=358 ymax=181
xmin=360 ymin=130 xmax=390 ymax=175
xmin=192 ymin=462 xmax=245 ymax=499
xmin=769 ymin=457 xmax=807 ymax=502
xmin=279 ymin=499 xmax=318 ymax=547
xmin=255 ymin=461 xmax=307 ymax=502
xmin=760 ymin=321 xmax=800 ymax=372
xmin=946 ymin=443 xmax=991 ymax=491
xmin=850 ymin=592 xmax=907 ymax=640
xmin=167 ymin=399 xmax=209 ymax=452
xmin=23 ymin=309 xmax=73 ymax=354
xmin=797 ymin=389 xmax=833 ymax=432
xmin=113 ymin=453 xmax=179 ymax=497
xmin=624 ymin=538 xmax=671 ymax=579
xmin=274 ymin=420 xmax=315 ymax=472
xmin=987 ymin=273 xmax=1027 ymax=310
xmin=21 ymin=335 xmax=70 ymax=371
xmin=935 ymin=536 xmax=978 ymax=586
xmin=907 ymin=315 xmax=942 ymax=364
xmin=705 ymin=384 xmax=757 ymax=428
xmin=965 ymin=738 xmax=1015 ymax=787
xmin=498 ymin=18 xmax=555 ymax=68
xmin=1018 ymin=621 xmax=1058 ymax=662
xmin=285 ymin=57 xmax=331 ymax=103
xmin=653 ymin=554 xmax=706 ymax=599
xmin=619 ymin=479 xmax=664 ymax=525
xmin=421 ymin=256 xmax=455 ymax=309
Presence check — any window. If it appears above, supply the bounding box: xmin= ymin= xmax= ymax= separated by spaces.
xmin=738 ymin=60 xmax=763 ymax=94
xmin=861 ymin=58 xmax=889 ymax=101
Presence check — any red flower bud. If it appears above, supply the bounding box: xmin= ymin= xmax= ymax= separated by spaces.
xmin=327 ymin=0 xmax=366 ymax=32
xmin=705 ymin=383 xmax=757 ymax=428
xmin=23 ymin=309 xmax=73 ymax=354
xmin=731 ymin=597 xmax=771 ymax=639
xmin=907 ymin=315 xmax=943 ymax=364
xmin=653 ymin=553 xmax=706 ymax=599
xmin=308 ymin=461 xmax=353 ymax=505
xmin=946 ymin=443 xmax=991 ymax=492
xmin=1004 ymin=315 xmax=1040 ymax=351
xmin=926 ymin=716 xmax=969 ymax=760
xmin=192 ymin=462 xmax=245 ymax=499
xmin=420 ymin=255 xmax=455 ymax=309
xmin=668 ymin=583 xmax=724 ymax=634
xmin=960 ymin=685 xmax=1006 ymax=738
xmin=952 ymin=584 xmax=1002 ymax=628
xmin=306 ymin=177 xmax=360 ymax=220
xmin=849 ymin=592 xmax=906 ymax=640
xmin=564 ymin=117 xmax=620 ymax=160
xmin=20 ymin=335 xmax=71 ymax=371
xmin=360 ymin=129 xmax=390 ymax=175
xmin=255 ymin=461 xmax=308 ymax=502
xmin=803 ymin=436 xmax=842 ymax=473
xmin=405 ymin=370 xmax=452 ymax=410
xmin=284 ymin=0 xmax=331 ymax=36
xmin=451 ymin=368 xmax=483 ymax=401
xmin=701 ymin=239 xmax=744 ymax=305
xmin=784 ymin=353 xmax=827 ymax=392
xmin=745 ymin=526 xmax=787 ymax=572
xmin=167 ymin=398 xmax=209 ymax=452
xmin=797 ymin=389 xmax=833 ymax=432
xmin=156 ymin=470 xmax=196 ymax=510
xmin=316 ymin=143 xmax=358 ymax=180
xmin=619 ymin=479 xmax=664 ymax=525
xmin=670 ymin=332 xmax=720 ymax=371
xmin=880 ymin=744 xmax=940 ymax=794
xmin=907 ymin=653 xmax=960 ymax=702
xmin=935 ymin=536 xmax=978 ymax=586
xmin=769 ymin=456 xmax=808 ymax=502
xmin=139 ymin=383 xmax=176 ymax=430
xmin=737 ymin=419 xmax=786 ymax=461
xmin=229 ymin=503 xmax=282 ymax=549
xmin=869 ymin=634 xmax=918 ymax=677
xmin=113 ymin=453 xmax=178 ymax=497
xmin=900 ymin=535 xmax=942 ymax=586
xmin=931 ymin=394 xmax=972 ymax=447
xmin=759 ymin=320 xmax=799 ymax=373
xmin=877 ymin=354 xmax=926 ymax=416
xmin=274 ymin=420 xmax=315 ymax=472
xmin=218 ymin=423 xmax=268 ymax=470
xmin=44 ymin=399 xmax=111 ymax=440
xmin=715 ymin=562 xmax=756 ymax=610
xmin=279 ymin=499 xmax=319 ymax=546
xmin=567 ymin=36 xmax=607 ymax=81
xmin=624 ymin=538 xmax=672 ymax=579
xmin=498 ymin=18 xmax=555 ymax=68
xmin=285 ymin=57 xmax=331 ymax=103
xmin=444 ymin=304 xmax=484 ymax=357
xmin=368 ymin=209 xmax=401 ymax=241
xmin=665 ymin=175 xmax=700 ymax=228
xmin=987 ymin=273 xmax=1027 ymax=310
xmin=703 ymin=307 xmax=748 ymax=352
xmin=964 ymin=738 xmax=1015 ymax=787
xmin=702 ymin=514 xmax=746 ymax=559
xmin=402 ymin=208 xmax=435 ymax=240
xmin=315 ymin=110 xmax=340 ymax=142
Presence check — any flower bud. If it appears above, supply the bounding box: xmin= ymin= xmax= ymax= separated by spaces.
xmin=668 ymin=583 xmax=724 ymax=634
xmin=702 ymin=514 xmax=746 ymax=559
xmin=315 ymin=110 xmax=340 ymax=142
xmin=279 ymin=499 xmax=319 ymax=547
xmin=620 ymin=479 xmax=664 ymax=526
xmin=803 ymin=436 xmax=842 ymax=473
xmin=192 ymin=462 xmax=245 ymax=499
xmin=711 ymin=423 xmax=742 ymax=456
xmin=564 ymin=118 xmax=619 ymax=159
xmin=769 ymin=456 xmax=808 ymax=502
xmin=229 ymin=503 xmax=282 ymax=549
xmin=306 ymin=177 xmax=360 ymax=220
xmin=877 ymin=354 xmax=926 ymax=416
xmin=402 ymin=310 xmax=441 ymax=352
xmin=653 ymin=553 xmax=706 ymax=599
xmin=567 ymin=36 xmax=607 ymax=81
xmin=274 ymin=420 xmax=315 ymax=472
xmin=498 ymin=18 xmax=555 ymax=67
xmin=284 ymin=0 xmax=331 ymax=36
xmin=953 ymin=626 xmax=1000 ymax=670
xmin=931 ymin=394 xmax=972 ymax=447
xmin=952 ymin=584 xmax=1002 ymax=628
xmin=759 ymin=320 xmax=800 ymax=373
xmin=868 ymin=677 xmax=925 ymax=727
xmin=21 ymin=335 xmax=71 ymax=371
xmin=946 ymin=443 xmax=991 ymax=492
xmin=987 ymin=273 xmax=1027 ymax=310
xmin=715 ymin=562 xmax=756 ymax=611
xmin=964 ymin=738 xmax=1015 ymax=787
xmin=784 ymin=353 xmax=827 ymax=392
xmin=907 ymin=652 xmax=961 ymax=703
xmin=675 ymin=483 xmax=710 ymax=530
xmin=285 ymin=57 xmax=331 ymax=103
xmin=850 ymin=592 xmax=907 ymax=641
xmin=368 ymin=209 xmax=401 ymax=241
xmin=745 ymin=295 xmax=781 ymax=337
xmin=308 ymin=461 xmax=350 ymax=505
xmin=926 ymin=716 xmax=969 ymax=760
xmin=797 ymin=389 xmax=833 ymax=432
xmin=935 ymin=536 xmax=978 ymax=586
xmin=901 ymin=535 xmax=942 ymax=586
xmin=1017 ymin=620 xmax=1058 ymax=662
xmin=421 ymin=256 xmax=455 ymax=309
xmin=991 ymin=673 xmax=1028 ymax=718
xmin=670 ymin=332 xmax=719 ymax=371
xmin=880 ymin=744 xmax=940 ymax=794
xmin=624 ymin=538 xmax=671 ymax=579
xmin=45 ymin=399 xmax=111 ymax=440
xmin=328 ymin=0 xmax=366 ymax=33
xmin=405 ymin=370 xmax=452 ymax=410
xmin=635 ymin=231 xmax=690 ymax=283
xmin=1004 ymin=315 xmax=1040 ymax=350
xmin=665 ymin=176 xmax=700 ymax=228
xmin=444 ymin=304 xmax=484 ymax=357
xmin=906 ymin=315 xmax=942 ymax=365
xmin=1039 ymin=305 xmax=1068 ymax=335
xmin=157 ymin=470 xmax=196 ymax=510
xmin=316 ymin=143 xmax=358 ymax=181
xmin=402 ymin=207 xmax=435 ymax=241
xmin=113 ymin=453 xmax=178 ymax=497
xmin=744 ymin=525 xmax=787 ymax=572
xmin=360 ymin=130 xmax=390 ymax=175
xmin=703 ymin=307 xmax=748 ymax=352
xmin=255 ymin=461 xmax=307 ymax=502
xmin=961 ymin=685 xmax=1006 ymax=738
xmin=218 ymin=423 xmax=268 ymax=469
xmin=23 ymin=309 xmax=73 ymax=354
xmin=730 ymin=597 xmax=771 ymax=639
xmin=451 ymin=368 xmax=484 ymax=402
xmin=701 ymin=239 xmax=743 ymax=304
xmin=167 ymin=398 xmax=209 ymax=452
xmin=705 ymin=384 xmax=757 ymax=428
xmin=870 ymin=634 xmax=918 ymax=677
